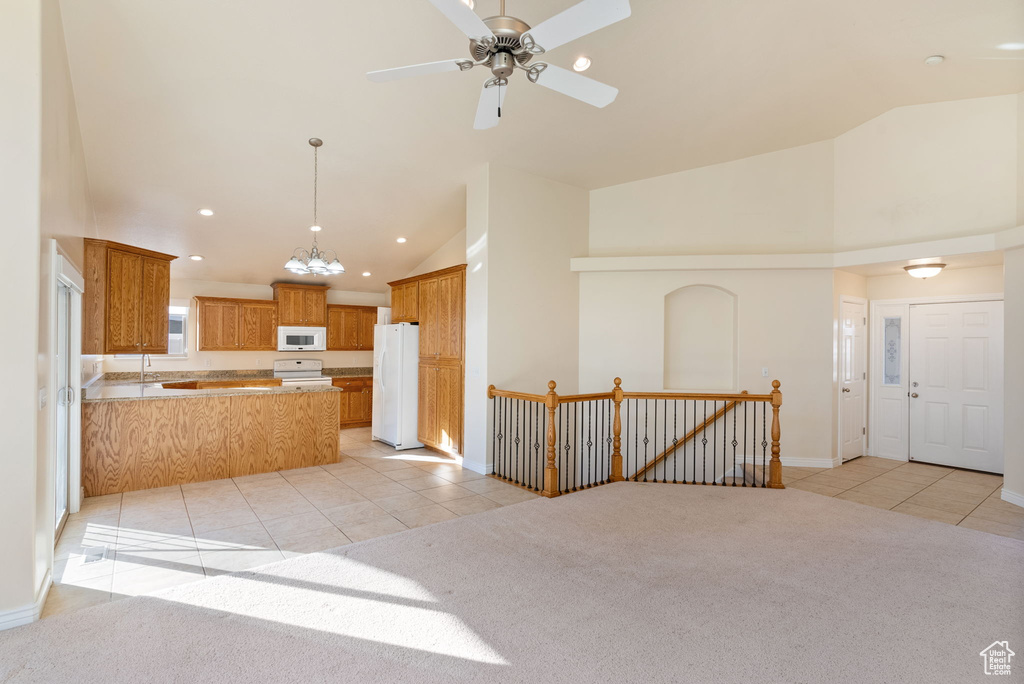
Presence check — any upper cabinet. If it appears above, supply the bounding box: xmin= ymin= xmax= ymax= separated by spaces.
xmin=327 ymin=305 xmax=376 ymax=351
xmin=391 ymin=281 xmax=419 ymax=323
xmin=196 ymin=297 xmax=277 ymax=351
xmin=84 ymin=239 xmax=177 ymax=355
xmin=273 ymin=283 xmax=328 ymax=326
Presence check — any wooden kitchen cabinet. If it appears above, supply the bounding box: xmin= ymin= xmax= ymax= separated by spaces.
xmin=272 ymin=283 xmax=328 ymax=326
xmin=390 ymin=265 xmax=467 ymax=456
xmin=239 ymin=300 xmax=278 ymax=350
xmin=196 ymin=298 xmax=240 ymax=351
xmin=84 ymin=239 xmax=177 ymax=354
xmin=327 ymin=305 xmax=377 ymax=351
xmin=333 ymin=376 xmax=373 ymax=427
xmin=195 ymin=297 xmax=276 ymax=351
xmin=391 ymin=281 xmax=419 ymax=322
xmin=418 ymin=361 xmax=462 ymax=455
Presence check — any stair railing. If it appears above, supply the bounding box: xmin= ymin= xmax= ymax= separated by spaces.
xmin=488 ymin=378 xmax=784 ymax=496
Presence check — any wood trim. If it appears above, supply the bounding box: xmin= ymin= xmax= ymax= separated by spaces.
xmin=631 ymin=399 xmax=741 ymax=481
xmin=487 ymin=473 xmax=541 ymax=495
xmin=387 ymin=263 xmax=467 ymax=288
xmin=195 ymin=296 xmax=279 ymax=306
xmin=270 ymin=282 xmax=331 ymax=292
xmin=84 ymin=238 xmax=177 ymax=262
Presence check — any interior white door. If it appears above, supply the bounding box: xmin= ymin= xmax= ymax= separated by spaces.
xmin=55 ymin=282 xmax=72 ymax=539
xmin=839 ymin=299 xmax=867 ymax=461
xmin=909 ymin=301 xmax=1004 ymax=473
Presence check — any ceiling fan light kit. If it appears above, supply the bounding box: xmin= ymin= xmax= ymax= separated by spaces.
xmin=367 ymin=0 xmax=632 ymax=129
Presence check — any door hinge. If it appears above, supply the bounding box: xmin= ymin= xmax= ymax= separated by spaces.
xmin=863 ymin=317 xmax=866 ymax=325
xmin=863 ymin=372 xmax=866 ymax=380
xmin=862 ymin=427 xmax=866 ymax=435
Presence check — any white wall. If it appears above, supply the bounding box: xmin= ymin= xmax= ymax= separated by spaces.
xmin=0 ymin=0 xmax=44 ymax=625
xmin=487 ymin=166 xmax=589 ymax=393
xmin=100 ymin=280 xmax=386 ymax=374
xmin=406 ymin=229 xmax=466 ymax=278
xmin=590 ymin=141 xmax=834 ymax=256
xmin=834 ymin=95 xmax=1019 ymax=250
xmin=1002 ymin=247 xmax=1024 ymax=505
xmin=865 ymin=265 xmax=1004 ymax=301
xmin=590 ymin=94 xmax=1022 ymax=260
xmin=578 ymin=269 xmax=835 ymax=465
xmin=462 ymin=164 xmax=588 ymax=473
xmin=463 ymin=168 xmax=490 ymax=472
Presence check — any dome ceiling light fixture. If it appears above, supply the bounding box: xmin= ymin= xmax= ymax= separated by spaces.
xmin=904 ymin=262 xmax=946 ymax=279
xmin=284 ymin=138 xmax=345 ymax=276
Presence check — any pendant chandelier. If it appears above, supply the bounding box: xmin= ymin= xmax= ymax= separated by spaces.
xmin=284 ymin=138 xmax=345 ymax=276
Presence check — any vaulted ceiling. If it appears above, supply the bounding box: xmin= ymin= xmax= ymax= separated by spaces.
xmin=59 ymin=0 xmax=1024 ymax=291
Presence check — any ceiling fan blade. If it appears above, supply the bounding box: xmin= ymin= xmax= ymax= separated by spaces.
xmin=522 ymin=0 xmax=630 ymax=53
xmin=474 ymin=80 xmax=507 ymax=130
xmin=426 ymin=0 xmax=495 ymax=40
xmin=367 ymin=59 xmax=471 ymax=83
xmin=528 ymin=63 xmax=618 ymax=108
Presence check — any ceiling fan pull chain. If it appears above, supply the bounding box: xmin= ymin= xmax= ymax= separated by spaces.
xmin=498 ymin=83 xmax=502 ymax=118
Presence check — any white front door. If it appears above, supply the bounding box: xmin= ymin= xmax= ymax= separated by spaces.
xmin=840 ymin=299 xmax=867 ymax=461
xmin=909 ymin=301 xmax=1004 ymax=473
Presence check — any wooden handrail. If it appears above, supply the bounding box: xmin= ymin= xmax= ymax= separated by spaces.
xmin=487 ymin=386 xmax=547 ymax=403
xmin=631 ymin=394 xmax=745 ymax=481
xmin=557 ymin=392 xmax=614 ymax=404
xmin=621 ymin=391 xmax=771 ymax=402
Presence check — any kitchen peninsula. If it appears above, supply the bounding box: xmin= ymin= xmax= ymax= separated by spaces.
xmin=82 ymin=378 xmax=344 ymax=496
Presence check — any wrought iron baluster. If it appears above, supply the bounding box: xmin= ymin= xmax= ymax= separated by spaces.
xmin=642 ymin=399 xmax=650 ymax=482
xmin=495 ymin=397 xmax=504 ymax=478
xmin=701 ymin=400 xmax=708 ymax=485
xmin=731 ymin=400 xmax=738 ymax=486
xmin=491 ymin=396 xmax=497 ymax=476
xmin=761 ymin=400 xmax=768 ymax=487
xmin=743 ymin=401 xmax=748 ymax=487
xmin=672 ymin=400 xmax=678 ymax=484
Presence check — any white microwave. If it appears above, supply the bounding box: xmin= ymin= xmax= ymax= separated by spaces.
xmin=277 ymin=326 xmax=327 ymax=352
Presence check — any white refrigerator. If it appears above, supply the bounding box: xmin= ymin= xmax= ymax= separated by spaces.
xmin=372 ymin=323 xmax=423 ymax=450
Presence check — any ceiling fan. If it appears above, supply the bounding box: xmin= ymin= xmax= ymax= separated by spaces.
xmin=366 ymin=0 xmax=631 ymax=129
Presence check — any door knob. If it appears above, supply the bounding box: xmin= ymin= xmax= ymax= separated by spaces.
xmin=911 ymin=393 xmax=919 ymax=398
xmin=842 ymin=387 xmax=851 ymax=393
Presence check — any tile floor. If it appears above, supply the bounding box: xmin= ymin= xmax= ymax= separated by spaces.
xmin=45 ymin=427 xmax=538 ymax=619
xmin=784 ymin=456 xmax=1023 ymax=540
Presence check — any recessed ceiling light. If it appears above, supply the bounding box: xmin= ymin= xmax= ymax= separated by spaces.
xmin=189 ymin=255 xmax=204 ymax=261
xmin=310 ymin=225 xmax=322 ymax=232
xmin=573 ymin=56 xmax=592 ymax=72
xmin=997 ymin=42 xmax=1024 ymax=51
xmin=362 ymin=271 xmax=371 ymax=277
xmin=197 ymin=209 xmax=214 ymax=216
xmin=396 ymin=237 xmax=407 ymax=243
xmin=924 ymin=55 xmax=945 ymax=66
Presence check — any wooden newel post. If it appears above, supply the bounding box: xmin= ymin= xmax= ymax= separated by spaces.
xmin=610 ymin=377 xmax=624 ymax=482
xmin=768 ymin=380 xmax=784 ymax=489
xmin=542 ymin=380 xmax=560 ymax=498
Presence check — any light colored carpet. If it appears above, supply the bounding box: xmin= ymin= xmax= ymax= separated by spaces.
xmin=1 ymin=482 xmax=1022 ymax=683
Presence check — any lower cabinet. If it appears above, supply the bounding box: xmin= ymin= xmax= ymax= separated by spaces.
xmin=418 ymin=361 xmax=462 ymax=455
xmin=333 ymin=376 xmax=373 ymax=428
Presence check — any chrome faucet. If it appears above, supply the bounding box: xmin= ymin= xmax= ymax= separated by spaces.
xmin=140 ymin=353 xmax=153 ymax=383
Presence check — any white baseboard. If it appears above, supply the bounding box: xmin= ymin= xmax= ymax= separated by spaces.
xmin=1001 ymin=488 xmax=1024 ymax=510
xmin=780 ymin=457 xmax=837 ymax=469
xmin=0 ymin=569 xmax=51 ymax=632
xmin=461 ymin=459 xmax=491 ymax=475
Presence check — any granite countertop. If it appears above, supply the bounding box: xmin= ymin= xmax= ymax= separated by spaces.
xmin=84 ymin=367 xmax=372 ymax=403
xmin=83 ymin=382 xmax=343 ymax=404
